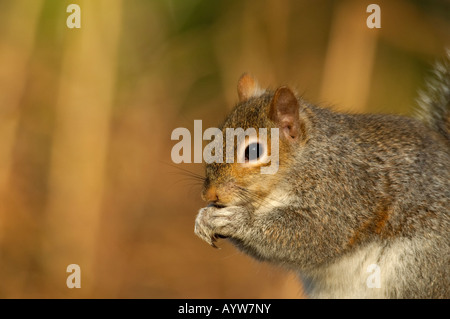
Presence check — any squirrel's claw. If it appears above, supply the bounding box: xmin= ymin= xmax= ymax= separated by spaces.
xmin=210 ymin=241 xmax=220 ymax=249
xmin=194 ymin=206 xmax=227 ymax=249
xmin=195 ymin=205 xmax=240 ymax=249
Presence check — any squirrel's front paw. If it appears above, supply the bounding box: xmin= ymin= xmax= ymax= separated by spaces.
xmin=194 ymin=206 xmax=245 ymax=248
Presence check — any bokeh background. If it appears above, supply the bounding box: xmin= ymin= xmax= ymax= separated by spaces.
xmin=0 ymin=0 xmax=449 ymax=298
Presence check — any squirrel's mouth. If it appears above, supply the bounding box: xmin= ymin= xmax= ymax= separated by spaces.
xmin=208 ymin=203 xmax=226 ymax=209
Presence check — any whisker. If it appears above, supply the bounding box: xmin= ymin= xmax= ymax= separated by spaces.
xmin=160 ymin=161 xmax=206 ymax=181
xmin=235 ymin=185 xmax=286 ymax=208
xmin=161 ymin=162 xmax=286 ymax=209
xmin=168 ymin=171 xmax=205 ymax=181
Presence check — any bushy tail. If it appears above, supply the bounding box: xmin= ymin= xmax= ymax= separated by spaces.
xmin=416 ymin=50 xmax=450 ymax=141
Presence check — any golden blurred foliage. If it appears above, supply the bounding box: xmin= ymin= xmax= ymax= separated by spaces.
xmin=0 ymin=0 xmax=448 ymax=298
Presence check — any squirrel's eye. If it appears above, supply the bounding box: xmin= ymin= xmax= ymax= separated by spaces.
xmin=244 ymin=142 xmax=264 ymax=162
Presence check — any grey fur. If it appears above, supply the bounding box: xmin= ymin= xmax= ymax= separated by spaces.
xmin=416 ymin=50 xmax=450 ymax=141
xmin=194 ymin=57 xmax=450 ymax=298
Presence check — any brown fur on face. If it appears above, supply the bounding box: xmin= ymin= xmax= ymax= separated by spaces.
xmin=202 ymin=86 xmax=308 ymax=208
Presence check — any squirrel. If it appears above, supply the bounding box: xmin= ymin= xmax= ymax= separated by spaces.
xmin=194 ymin=52 xmax=450 ymax=299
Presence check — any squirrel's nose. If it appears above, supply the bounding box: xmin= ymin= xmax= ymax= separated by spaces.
xmin=202 ymin=186 xmax=219 ymax=203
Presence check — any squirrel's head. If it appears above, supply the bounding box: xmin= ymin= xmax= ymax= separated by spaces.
xmin=201 ymin=74 xmax=310 ymax=209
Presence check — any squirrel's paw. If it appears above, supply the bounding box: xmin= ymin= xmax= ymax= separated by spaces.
xmin=194 ymin=206 xmax=245 ymax=248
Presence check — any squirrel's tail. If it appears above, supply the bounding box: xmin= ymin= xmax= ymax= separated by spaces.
xmin=415 ymin=50 xmax=450 ymax=141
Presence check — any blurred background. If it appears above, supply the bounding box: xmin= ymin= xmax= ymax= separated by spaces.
xmin=0 ymin=0 xmax=449 ymax=298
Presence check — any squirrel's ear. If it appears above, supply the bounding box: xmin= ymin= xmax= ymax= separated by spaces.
xmin=269 ymin=86 xmax=301 ymax=140
xmin=237 ymin=73 xmax=264 ymax=102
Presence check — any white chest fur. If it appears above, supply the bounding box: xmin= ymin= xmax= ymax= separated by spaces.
xmin=299 ymin=238 xmax=419 ymax=299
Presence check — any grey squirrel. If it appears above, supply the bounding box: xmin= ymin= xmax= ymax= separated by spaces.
xmin=194 ymin=52 xmax=450 ymax=298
